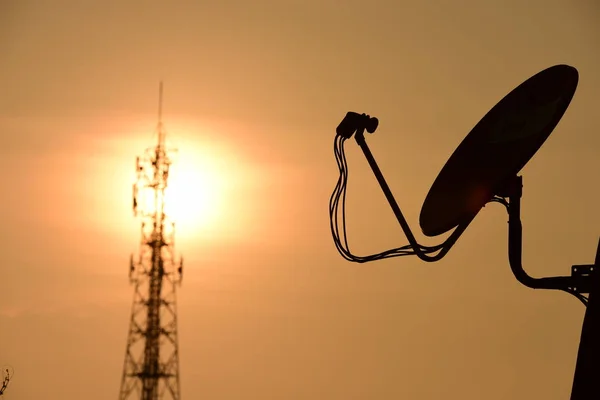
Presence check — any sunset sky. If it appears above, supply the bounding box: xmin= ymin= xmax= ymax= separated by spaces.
xmin=1 ymin=1 xmax=599 ymax=399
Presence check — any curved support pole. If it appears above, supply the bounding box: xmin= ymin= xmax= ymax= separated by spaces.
xmin=354 ymin=130 xmax=465 ymax=262
xmin=506 ymin=176 xmax=573 ymax=290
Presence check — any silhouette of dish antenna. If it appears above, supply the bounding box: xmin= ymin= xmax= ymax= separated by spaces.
xmin=329 ymin=64 xmax=599 ymax=399
xmin=420 ymin=64 xmax=578 ymax=237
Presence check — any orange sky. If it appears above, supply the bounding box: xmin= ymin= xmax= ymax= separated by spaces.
xmin=0 ymin=1 xmax=599 ymax=399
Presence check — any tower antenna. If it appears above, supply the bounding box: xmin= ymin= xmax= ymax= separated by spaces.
xmin=158 ymin=81 xmax=163 ymax=124
xmin=157 ymin=81 xmax=166 ymax=148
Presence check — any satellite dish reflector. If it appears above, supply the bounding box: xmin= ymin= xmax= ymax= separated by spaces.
xmin=419 ymin=64 xmax=579 ymax=237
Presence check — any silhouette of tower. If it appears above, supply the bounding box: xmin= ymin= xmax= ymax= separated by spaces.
xmin=119 ymin=82 xmax=184 ymax=400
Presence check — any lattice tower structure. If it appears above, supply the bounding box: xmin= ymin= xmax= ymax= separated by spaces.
xmin=119 ymin=82 xmax=183 ymax=400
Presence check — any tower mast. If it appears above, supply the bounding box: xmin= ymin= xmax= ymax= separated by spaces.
xmin=119 ymin=82 xmax=184 ymax=400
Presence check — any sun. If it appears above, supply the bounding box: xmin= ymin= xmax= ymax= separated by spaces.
xmin=163 ymin=152 xmax=225 ymax=237
xmin=127 ymin=127 xmax=233 ymax=243
xmin=151 ymin=120 xmax=269 ymax=248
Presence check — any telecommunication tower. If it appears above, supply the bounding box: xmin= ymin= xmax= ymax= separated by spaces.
xmin=118 ymin=82 xmax=184 ymax=400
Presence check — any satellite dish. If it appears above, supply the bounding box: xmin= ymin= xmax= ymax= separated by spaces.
xmin=419 ymin=64 xmax=579 ymax=237
xmin=330 ymin=64 xmax=600 ymax=399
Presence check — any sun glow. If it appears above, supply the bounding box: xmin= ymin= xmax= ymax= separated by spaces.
xmin=82 ymin=116 xmax=266 ymax=249
xmin=153 ymin=120 xmax=253 ymax=244
xmin=132 ymin=154 xmax=223 ymax=241
xmin=163 ymin=149 xmax=225 ymax=236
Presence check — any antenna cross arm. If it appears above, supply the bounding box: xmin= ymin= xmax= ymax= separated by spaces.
xmin=353 ymin=129 xmax=466 ymax=262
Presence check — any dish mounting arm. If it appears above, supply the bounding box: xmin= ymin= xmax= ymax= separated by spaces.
xmin=503 ymin=175 xmax=574 ymax=289
xmin=502 ymin=175 xmax=596 ymax=293
xmin=354 ymin=128 xmax=467 ymax=262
